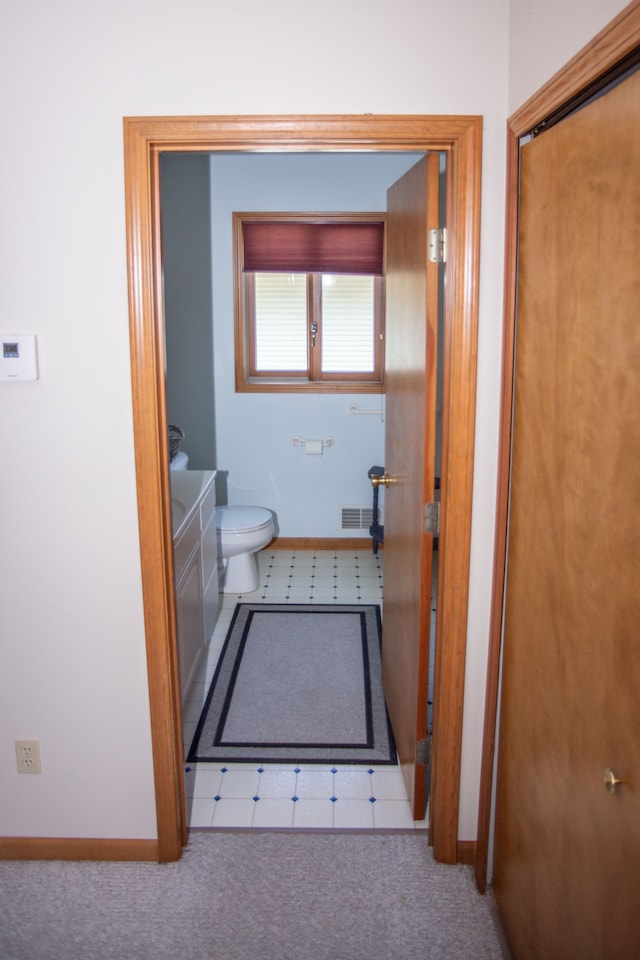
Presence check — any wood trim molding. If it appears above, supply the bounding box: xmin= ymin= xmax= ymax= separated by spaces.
xmin=270 ymin=537 xmax=379 ymax=551
xmin=456 ymin=840 xmax=477 ymax=865
xmin=430 ymin=115 xmax=482 ymax=864
xmin=475 ymin=0 xmax=640 ymax=894
xmin=123 ymin=114 xmax=482 ymax=865
xmin=0 ymin=837 xmax=158 ymax=862
xmin=124 ymin=127 xmax=186 ymax=864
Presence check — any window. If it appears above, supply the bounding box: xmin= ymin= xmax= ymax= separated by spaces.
xmin=234 ymin=213 xmax=385 ymax=393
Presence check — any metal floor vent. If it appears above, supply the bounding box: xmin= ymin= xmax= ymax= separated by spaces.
xmin=340 ymin=506 xmax=383 ymax=530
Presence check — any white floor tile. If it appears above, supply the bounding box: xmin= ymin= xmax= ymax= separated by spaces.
xmin=310 ymin=558 xmax=336 ymax=569
xmin=333 ymin=770 xmax=373 ymax=800
xmin=294 ymin=769 xmax=335 ymax=799
xmin=307 ymin=572 xmax=335 ymax=585
xmin=185 ymin=766 xmax=224 ymax=798
xmin=217 ymin=769 xmax=261 ymax=797
xmin=334 ymin=573 xmax=359 ymax=585
xmin=252 ymin=798 xmax=295 ymax=828
xmin=292 ymin=798 xmax=334 ymax=828
xmin=211 ymin=798 xmax=255 ymax=827
xmin=333 ymin=798 xmax=375 ymax=829
xmin=372 ymin=800 xmax=416 ymax=829
xmin=188 ymin=798 xmax=216 ymax=827
xmin=309 ymin=588 xmax=337 ymax=602
xmin=262 ymin=571 xmax=292 ymax=585
xmin=370 ymin=767 xmax=409 ymax=800
xmin=257 ymin=769 xmax=297 ymax=798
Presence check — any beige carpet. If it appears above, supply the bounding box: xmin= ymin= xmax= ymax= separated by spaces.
xmin=0 ymin=832 xmax=508 ymax=959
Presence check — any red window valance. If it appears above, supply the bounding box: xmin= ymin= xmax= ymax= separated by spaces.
xmin=242 ymin=220 xmax=385 ymax=276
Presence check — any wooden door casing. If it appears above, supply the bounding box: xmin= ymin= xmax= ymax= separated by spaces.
xmin=122 ymin=114 xmax=481 ymax=864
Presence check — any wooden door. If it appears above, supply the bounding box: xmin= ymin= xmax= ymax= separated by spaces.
xmin=493 ymin=69 xmax=640 ymax=959
xmin=382 ymin=154 xmax=440 ymax=819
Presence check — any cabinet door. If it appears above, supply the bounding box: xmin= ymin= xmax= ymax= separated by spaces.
xmin=200 ymin=511 xmax=220 ymax=643
xmin=200 ymin=512 xmax=219 ymax=589
xmin=175 ymin=551 xmax=204 ymax=703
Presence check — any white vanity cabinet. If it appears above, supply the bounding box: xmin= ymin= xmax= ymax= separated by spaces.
xmin=199 ymin=481 xmax=220 ymax=647
xmin=171 ymin=471 xmax=220 ymax=703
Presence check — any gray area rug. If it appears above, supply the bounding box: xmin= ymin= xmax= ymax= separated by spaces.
xmin=188 ymin=603 xmax=396 ymax=764
xmin=0 ymin=833 xmax=507 ymax=960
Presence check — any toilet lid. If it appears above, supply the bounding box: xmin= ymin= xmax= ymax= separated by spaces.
xmin=216 ymin=505 xmax=273 ymax=533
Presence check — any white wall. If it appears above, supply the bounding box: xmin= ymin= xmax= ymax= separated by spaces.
xmin=508 ymin=0 xmax=631 ymax=111
xmin=0 ymin=0 xmax=612 ymax=845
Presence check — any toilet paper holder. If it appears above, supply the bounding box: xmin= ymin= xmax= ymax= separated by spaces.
xmin=291 ymin=435 xmax=335 ymax=451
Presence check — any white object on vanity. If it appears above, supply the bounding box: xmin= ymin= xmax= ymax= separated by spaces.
xmin=170 ymin=470 xmax=220 ymax=703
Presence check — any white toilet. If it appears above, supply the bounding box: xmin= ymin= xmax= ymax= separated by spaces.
xmin=170 ymin=450 xmax=274 ymax=593
xmin=216 ymin=505 xmax=275 ymax=594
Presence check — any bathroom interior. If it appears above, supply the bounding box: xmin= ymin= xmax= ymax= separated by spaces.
xmin=161 ymin=149 xmax=444 ymax=830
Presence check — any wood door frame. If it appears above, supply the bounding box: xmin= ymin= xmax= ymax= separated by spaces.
xmin=475 ymin=1 xmax=640 ymax=893
xmin=123 ymin=114 xmax=481 ymax=863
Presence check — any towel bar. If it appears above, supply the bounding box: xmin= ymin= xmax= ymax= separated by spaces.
xmin=291 ymin=436 xmax=334 ymax=448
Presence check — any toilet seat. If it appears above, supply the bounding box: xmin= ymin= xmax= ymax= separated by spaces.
xmin=216 ymin=505 xmax=273 ymax=534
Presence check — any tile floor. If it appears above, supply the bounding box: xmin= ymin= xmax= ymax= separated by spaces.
xmin=183 ymin=547 xmax=434 ymax=831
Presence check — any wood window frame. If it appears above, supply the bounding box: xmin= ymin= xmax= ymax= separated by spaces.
xmin=122 ymin=114 xmax=481 ymax=865
xmin=234 ymin=212 xmax=386 ymax=393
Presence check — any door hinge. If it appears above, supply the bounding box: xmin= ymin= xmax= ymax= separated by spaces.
xmin=428 ymin=227 xmax=447 ymax=263
xmin=424 ymin=501 xmax=440 ymax=536
xmin=417 ymin=735 xmax=432 ymax=766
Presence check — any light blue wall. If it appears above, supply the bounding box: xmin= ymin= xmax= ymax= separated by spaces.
xmin=207 ymin=152 xmax=424 ymax=537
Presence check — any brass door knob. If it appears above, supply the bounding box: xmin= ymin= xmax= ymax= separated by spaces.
xmin=370 ymin=472 xmax=396 ymax=487
xmin=604 ymin=767 xmax=627 ymax=794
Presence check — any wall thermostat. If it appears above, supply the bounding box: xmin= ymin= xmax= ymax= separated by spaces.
xmin=0 ymin=334 xmax=39 ymax=381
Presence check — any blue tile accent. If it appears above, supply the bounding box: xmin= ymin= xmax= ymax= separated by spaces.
xmin=330 ymin=767 xmax=338 ymax=774
xmin=214 ymin=795 xmax=221 ymax=802
xmin=330 ymin=796 xmax=337 ymax=803
xmin=253 ymin=795 xmax=260 ymax=802
xmin=292 ymin=796 xmax=299 ymax=802
xmin=369 ymin=797 xmax=376 ymax=803
xmin=221 ymin=767 xmax=228 ymax=773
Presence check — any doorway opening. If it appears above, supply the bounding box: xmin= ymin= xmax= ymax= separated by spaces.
xmin=123 ymin=114 xmax=481 ymax=863
xmin=159 ymin=149 xmax=443 ymax=829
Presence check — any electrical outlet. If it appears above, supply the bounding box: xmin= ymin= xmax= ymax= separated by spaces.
xmin=15 ymin=739 xmax=42 ymax=774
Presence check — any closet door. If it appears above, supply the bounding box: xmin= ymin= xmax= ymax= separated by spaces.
xmin=493 ymin=69 xmax=640 ymax=959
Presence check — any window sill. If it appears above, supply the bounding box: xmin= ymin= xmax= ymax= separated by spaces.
xmin=236 ymin=378 xmax=384 ymax=395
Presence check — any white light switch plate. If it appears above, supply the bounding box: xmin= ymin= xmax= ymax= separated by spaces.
xmin=0 ymin=334 xmax=39 ymax=381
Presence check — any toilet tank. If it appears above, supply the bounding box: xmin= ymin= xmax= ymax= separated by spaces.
xmin=169 ymin=451 xmax=189 ymax=471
